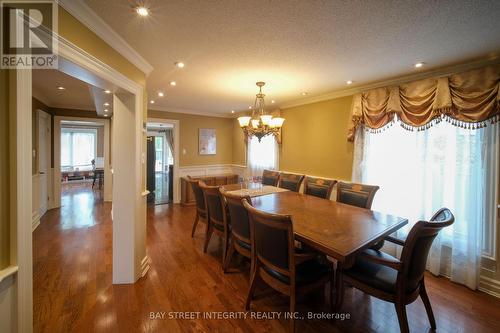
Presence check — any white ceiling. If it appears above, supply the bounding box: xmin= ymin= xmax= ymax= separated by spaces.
xmin=32 ymin=69 xmax=95 ymax=110
xmin=84 ymin=0 xmax=500 ymax=115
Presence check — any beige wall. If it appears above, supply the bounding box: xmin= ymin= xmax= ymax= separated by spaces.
xmin=148 ymin=110 xmax=234 ymax=166
xmin=0 ymin=70 xmax=10 ymax=269
xmin=279 ymin=96 xmax=354 ymax=180
xmin=232 ymin=120 xmax=246 ymax=166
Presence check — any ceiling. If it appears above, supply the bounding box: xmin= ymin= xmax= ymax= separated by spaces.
xmin=84 ymin=0 xmax=500 ymax=115
xmin=32 ymin=69 xmax=115 ymax=116
xmin=32 ymin=69 xmax=96 ymax=110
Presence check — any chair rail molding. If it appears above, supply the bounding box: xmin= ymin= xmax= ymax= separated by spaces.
xmin=58 ymin=0 xmax=153 ymax=76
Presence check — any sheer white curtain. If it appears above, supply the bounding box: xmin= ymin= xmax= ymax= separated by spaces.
xmin=247 ymin=135 xmax=279 ymax=178
xmin=352 ymin=120 xmax=499 ymax=290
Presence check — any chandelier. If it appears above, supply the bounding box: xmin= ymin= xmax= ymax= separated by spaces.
xmin=237 ymin=82 xmax=285 ymax=142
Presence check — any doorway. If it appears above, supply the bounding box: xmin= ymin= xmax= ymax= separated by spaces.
xmin=146 ymin=122 xmax=175 ymax=205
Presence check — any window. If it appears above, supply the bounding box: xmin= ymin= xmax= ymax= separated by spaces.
xmin=353 ymin=120 xmax=499 ymax=289
xmin=247 ymin=135 xmax=278 ymax=177
xmin=61 ymin=128 xmax=97 ymax=171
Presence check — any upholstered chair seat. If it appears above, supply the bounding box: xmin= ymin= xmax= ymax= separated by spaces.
xmin=343 ymin=249 xmax=401 ymax=293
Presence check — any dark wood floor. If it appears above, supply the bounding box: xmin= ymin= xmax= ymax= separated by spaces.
xmin=33 ymin=185 xmax=500 ymax=332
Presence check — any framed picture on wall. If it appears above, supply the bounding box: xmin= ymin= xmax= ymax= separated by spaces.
xmin=199 ymin=128 xmax=216 ymax=155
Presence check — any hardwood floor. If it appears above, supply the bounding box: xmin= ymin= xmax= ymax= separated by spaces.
xmin=33 ymin=186 xmax=500 ymax=332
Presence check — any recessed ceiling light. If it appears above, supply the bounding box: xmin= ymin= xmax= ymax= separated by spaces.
xmin=301 ymin=92 xmax=308 ymax=96
xmin=57 ymin=86 xmax=65 ymax=90
xmin=104 ymin=109 xmax=109 ymax=112
xmin=104 ymin=114 xmax=109 ymax=117
xmin=103 ymin=102 xmax=110 ymax=106
xmin=136 ymin=6 xmax=149 ymax=17
xmin=158 ymin=92 xmax=164 ymax=97
xmin=248 ymin=106 xmax=252 ymax=109
xmin=175 ymin=62 xmax=185 ymax=68
xmin=346 ymin=80 xmax=353 ymax=85
xmin=104 ymin=89 xmax=111 ymax=94
xmin=271 ymin=100 xmax=275 ymax=104
xmin=415 ymin=62 xmax=424 ymax=68
xmin=169 ymin=81 xmax=176 ymax=86
xmin=150 ymin=100 xmax=155 ymax=104
xmin=231 ymin=110 xmax=235 ymax=114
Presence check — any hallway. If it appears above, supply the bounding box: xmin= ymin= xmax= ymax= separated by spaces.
xmin=33 ymin=186 xmax=500 ymax=333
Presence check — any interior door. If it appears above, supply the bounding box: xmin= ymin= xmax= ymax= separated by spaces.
xmin=38 ymin=111 xmax=50 ymax=216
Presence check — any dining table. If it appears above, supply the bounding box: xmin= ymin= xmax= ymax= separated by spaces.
xmin=221 ymin=182 xmax=408 ymax=308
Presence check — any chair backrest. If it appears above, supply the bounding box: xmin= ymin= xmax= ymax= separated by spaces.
xmin=336 ymin=182 xmax=380 ymax=209
xmin=200 ymin=183 xmax=226 ymax=229
xmin=221 ymin=190 xmax=252 ymax=243
xmin=399 ymin=208 xmax=454 ymax=292
xmin=279 ymin=173 xmax=305 ymax=192
xmin=187 ymin=178 xmax=206 ymax=215
xmin=243 ymin=200 xmax=294 ymax=276
xmin=304 ymin=177 xmax=337 ymax=199
xmin=262 ymin=169 xmax=280 ymax=186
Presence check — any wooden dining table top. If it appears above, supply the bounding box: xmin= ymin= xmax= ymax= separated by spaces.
xmin=222 ymin=183 xmax=408 ymax=266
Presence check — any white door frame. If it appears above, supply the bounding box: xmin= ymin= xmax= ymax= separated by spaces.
xmin=15 ymin=35 xmax=146 ymax=331
xmin=53 ymin=116 xmax=112 ymax=204
xmin=147 ymin=118 xmax=180 ymax=203
xmin=37 ymin=109 xmax=51 ymax=216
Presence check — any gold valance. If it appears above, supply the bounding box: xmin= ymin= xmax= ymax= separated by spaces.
xmin=348 ymin=64 xmax=500 ymax=141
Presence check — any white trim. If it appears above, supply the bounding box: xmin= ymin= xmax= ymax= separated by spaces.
xmin=57 ymin=35 xmax=143 ymax=94
xmin=281 ymin=56 xmax=500 ymax=109
xmin=479 ymin=276 xmax=500 ymax=299
xmin=15 ymin=68 xmax=34 ymax=333
xmin=150 ymin=105 xmax=233 ymax=118
xmin=32 ymin=212 xmax=40 ymax=232
xmin=147 ymin=118 xmax=180 ymax=203
xmin=58 ymin=0 xmax=153 ymax=76
xmin=0 ymin=266 xmax=19 ymax=284
xmin=141 ymin=256 xmax=150 ymax=277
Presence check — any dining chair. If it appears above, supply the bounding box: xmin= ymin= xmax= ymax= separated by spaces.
xmin=336 ymin=181 xmax=380 ymax=209
xmin=220 ymin=190 xmax=253 ymax=276
xmin=303 ymin=177 xmax=337 ymax=199
xmin=278 ymin=173 xmax=305 ymax=192
xmin=200 ymin=183 xmax=231 ymax=264
xmin=337 ymin=208 xmax=454 ymax=333
xmin=262 ymin=169 xmax=280 ymax=186
xmin=187 ymin=177 xmax=208 ymax=238
xmin=336 ymin=181 xmax=383 ymax=249
xmin=243 ymin=200 xmax=332 ymax=332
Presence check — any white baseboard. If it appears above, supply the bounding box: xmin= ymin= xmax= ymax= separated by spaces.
xmin=141 ymin=256 xmax=150 ymax=277
xmin=32 ymin=212 xmax=40 ymax=232
xmin=479 ymin=275 xmax=500 ymax=298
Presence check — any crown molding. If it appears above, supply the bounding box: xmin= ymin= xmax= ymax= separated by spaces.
xmin=281 ymin=55 xmax=500 ymax=110
xmin=150 ymin=105 xmax=233 ymax=118
xmin=59 ymin=0 xmax=154 ymax=76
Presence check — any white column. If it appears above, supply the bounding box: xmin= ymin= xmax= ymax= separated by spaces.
xmin=112 ymin=92 xmax=146 ymax=284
